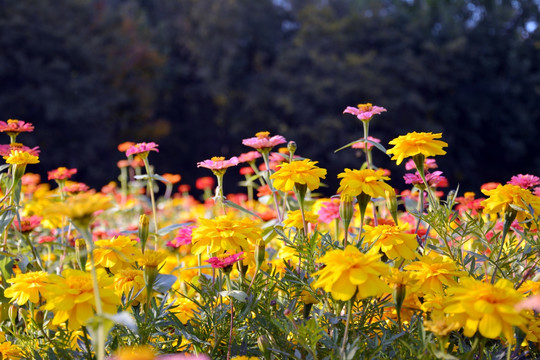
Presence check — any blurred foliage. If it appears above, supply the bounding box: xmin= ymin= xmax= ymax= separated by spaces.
xmin=0 ymin=0 xmax=539 ymax=193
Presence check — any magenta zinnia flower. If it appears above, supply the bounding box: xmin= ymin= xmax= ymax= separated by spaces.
xmin=508 ymin=174 xmax=540 ymax=189
xmin=48 ymin=167 xmax=77 ymax=181
xmin=405 ymin=158 xmax=438 ymax=171
xmin=205 ymin=251 xmax=244 ymax=269
xmin=238 ymin=151 xmax=262 ymax=163
xmin=404 ymin=171 xmax=445 ymax=187
xmin=242 ymin=131 xmax=286 ymax=152
xmin=317 ymin=198 xmax=341 ymax=224
xmin=197 ymin=156 xmax=239 ymax=171
xmin=0 ymin=119 xmax=34 ymax=134
xmin=343 ymin=103 xmax=386 ymax=121
xmin=0 ymin=143 xmax=40 ymax=157
xmin=125 ymin=142 xmax=159 ymax=157
xmin=13 ymin=215 xmax=41 ymax=233
xmin=167 ymin=226 xmax=195 ymax=248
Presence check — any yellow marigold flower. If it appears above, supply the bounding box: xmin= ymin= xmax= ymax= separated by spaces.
xmin=270 ymin=158 xmax=327 ymax=192
xmin=44 ymin=192 xmax=112 ymax=228
xmin=337 ymin=168 xmax=393 ymax=199
xmin=93 ymin=235 xmax=141 ymax=273
xmin=114 ymin=345 xmax=155 ymax=360
xmin=0 ymin=341 xmax=23 ymax=360
xmin=444 ymin=278 xmax=526 ymax=340
xmin=4 ymin=271 xmax=50 ymax=305
xmin=364 ymin=224 xmax=418 ymax=260
xmin=404 ymin=252 xmax=464 ymax=295
xmin=138 ymin=249 xmax=168 ymax=268
xmin=191 ymin=214 xmax=262 ymax=255
xmin=43 ymin=269 xmax=119 ymax=330
xmin=113 ymin=269 xmax=146 ymax=302
xmin=3 ymin=149 xmax=39 ymax=165
xmin=312 ymin=245 xmax=390 ymax=301
xmin=387 ymin=132 xmax=448 ymax=165
xmin=424 ymin=317 xmax=461 ymax=337
xmin=420 ymin=293 xmax=447 ymax=320
xmin=518 ymin=280 xmax=540 ymax=295
xmin=282 ymin=209 xmax=319 ymax=229
xmin=481 ymin=184 xmax=540 ymax=222
xmin=167 ymin=296 xmax=199 ymax=324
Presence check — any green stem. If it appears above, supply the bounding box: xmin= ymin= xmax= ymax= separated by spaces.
xmin=362 ymin=121 xmax=371 ymax=169
xmin=143 ymin=158 xmax=159 ymax=250
xmin=340 ymin=300 xmax=353 ymax=356
xmin=491 ymin=210 xmax=516 ymax=284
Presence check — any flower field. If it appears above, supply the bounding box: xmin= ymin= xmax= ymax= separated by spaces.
xmin=0 ymin=108 xmax=539 ymax=360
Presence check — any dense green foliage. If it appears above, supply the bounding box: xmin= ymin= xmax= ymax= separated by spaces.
xmin=1 ymin=0 xmax=539 ymax=192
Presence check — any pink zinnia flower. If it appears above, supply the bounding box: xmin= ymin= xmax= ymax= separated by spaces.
xmin=167 ymin=226 xmax=195 ymax=248
xmin=205 ymin=251 xmax=244 ymax=269
xmin=0 ymin=143 xmax=40 ymax=157
xmin=125 ymin=142 xmax=159 ymax=157
xmin=48 ymin=167 xmax=77 ymax=181
xmin=351 ymin=136 xmax=381 ymax=150
xmin=403 ymin=171 xmax=445 ymax=187
xmin=534 ymin=187 xmax=540 ymax=197
xmin=317 ymin=198 xmax=341 ymax=224
xmin=195 ymin=176 xmax=215 ymax=190
xmin=242 ymin=131 xmax=286 ymax=151
xmin=507 ymin=174 xmax=540 ymax=189
xmin=13 ymin=215 xmax=41 ymax=233
xmin=0 ymin=119 xmax=34 ymax=134
xmin=343 ymin=103 xmax=386 ymax=121
xmin=405 ymin=158 xmax=438 ymax=171
xmin=64 ymin=182 xmax=90 ymax=193
xmin=238 ymin=151 xmax=262 ymax=163
xmin=38 ymin=235 xmax=56 ymax=244
xmin=197 ymin=156 xmax=239 ymax=171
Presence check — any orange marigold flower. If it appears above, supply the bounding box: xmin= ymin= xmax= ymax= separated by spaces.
xmin=387 ymin=132 xmax=448 ymax=165
xmin=270 ymin=159 xmax=327 ymax=192
xmin=4 ymin=271 xmax=50 ymax=305
xmin=43 ymin=269 xmax=119 ymax=330
xmin=283 ymin=210 xmax=319 ymax=229
xmin=404 ymin=252 xmax=465 ymax=295
xmin=191 ymin=214 xmax=262 ymax=255
xmin=444 ymin=278 xmax=526 ymax=340
xmin=481 ymin=183 xmax=540 ymax=222
xmin=363 ymin=223 xmax=418 ymax=260
xmin=337 ymin=168 xmax=393 ymax=199
xmin=3 ymin=149 xmax=39 ymax=165
xmin=312 ymin=245 xmax=390 ymax=301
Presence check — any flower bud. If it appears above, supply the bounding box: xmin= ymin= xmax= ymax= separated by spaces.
xmin=385 ymin=190 xmax=399 ymax=225
xmin=254 ymin=239 xmax=266 ymax=270
xmin=287 ymin=141 xmax=297 ymax=157
xmin=35 ymin=310 xmax=44 ymax=328
xmin=339 ymin=195 xmax=354 ymax=231
xmin=75 ymin=238 xmax=87 ymax=270
xmin=138 ymin=214 xmax=150 ymax=252
xmin=257 ymin=335 xmax=271 ymax=360
xmin=8 ymin=305 xmax=18 ymax=324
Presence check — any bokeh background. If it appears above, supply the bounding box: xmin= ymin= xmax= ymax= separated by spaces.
xmin=1 ymin=0 xmax=540 ymax=196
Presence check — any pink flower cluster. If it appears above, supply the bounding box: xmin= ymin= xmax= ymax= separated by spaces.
xmin=507 ymin=174 xmax=540 ymax=189
xmin=0 ymin=119 xmax=34 ymax=134
xmin=167 ymin=226 xmax=195 ymax=248
xmin=403 ymin=171 xmax=445 ymax=187
xmin=48 ymin=167 xmax=78 ymax=181
xmin=205 ymin=251 xmax=244 ymax=269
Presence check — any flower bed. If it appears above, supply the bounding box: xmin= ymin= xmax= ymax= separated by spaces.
xmin=0 ymin=110 xmax=539 ymax=360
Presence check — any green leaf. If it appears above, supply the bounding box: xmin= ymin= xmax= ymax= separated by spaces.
xmin=0 ymin=254 xmax=14 ymax=279
xmin=334 ymin=138 xmax=362 ymax=153
xmin=153 ymin=174 xmax=170 ymax=183
xmin=223 ymin=199 xmax=263 ymax=220
xmin=334 ymin=138 xmax=389 ymax=156
xmin=157 ymin=222 xmax=193 ymax=236
xmin=0 ymin=209 xmax=14 ymax=234
xmin=153 ymin=274 xmax=177 ymax=293
xmin=219 ymin=290 xmax=248 ymax=302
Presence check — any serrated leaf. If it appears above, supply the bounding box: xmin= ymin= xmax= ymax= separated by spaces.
xmin=223 ymin=199 xmax=262 ymax=220
xmin=219 ymin=290 xmax=248 ymax=302
xmin=153 ymin=274 xmax=177 ymax=293
xmin=157 ymin=222 xmax=193 ymax=236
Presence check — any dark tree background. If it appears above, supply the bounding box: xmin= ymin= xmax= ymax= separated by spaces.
xmin=1 ymin=0 xmax=539 ymax=195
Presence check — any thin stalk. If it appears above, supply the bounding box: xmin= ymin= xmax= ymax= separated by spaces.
xmin=340 ymin=300 xmax=353 ymax=356
xmin=491 ymin=211 xmax=515 ymax=284
xmin=143 ymin=158 xmax=159 ymax=250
